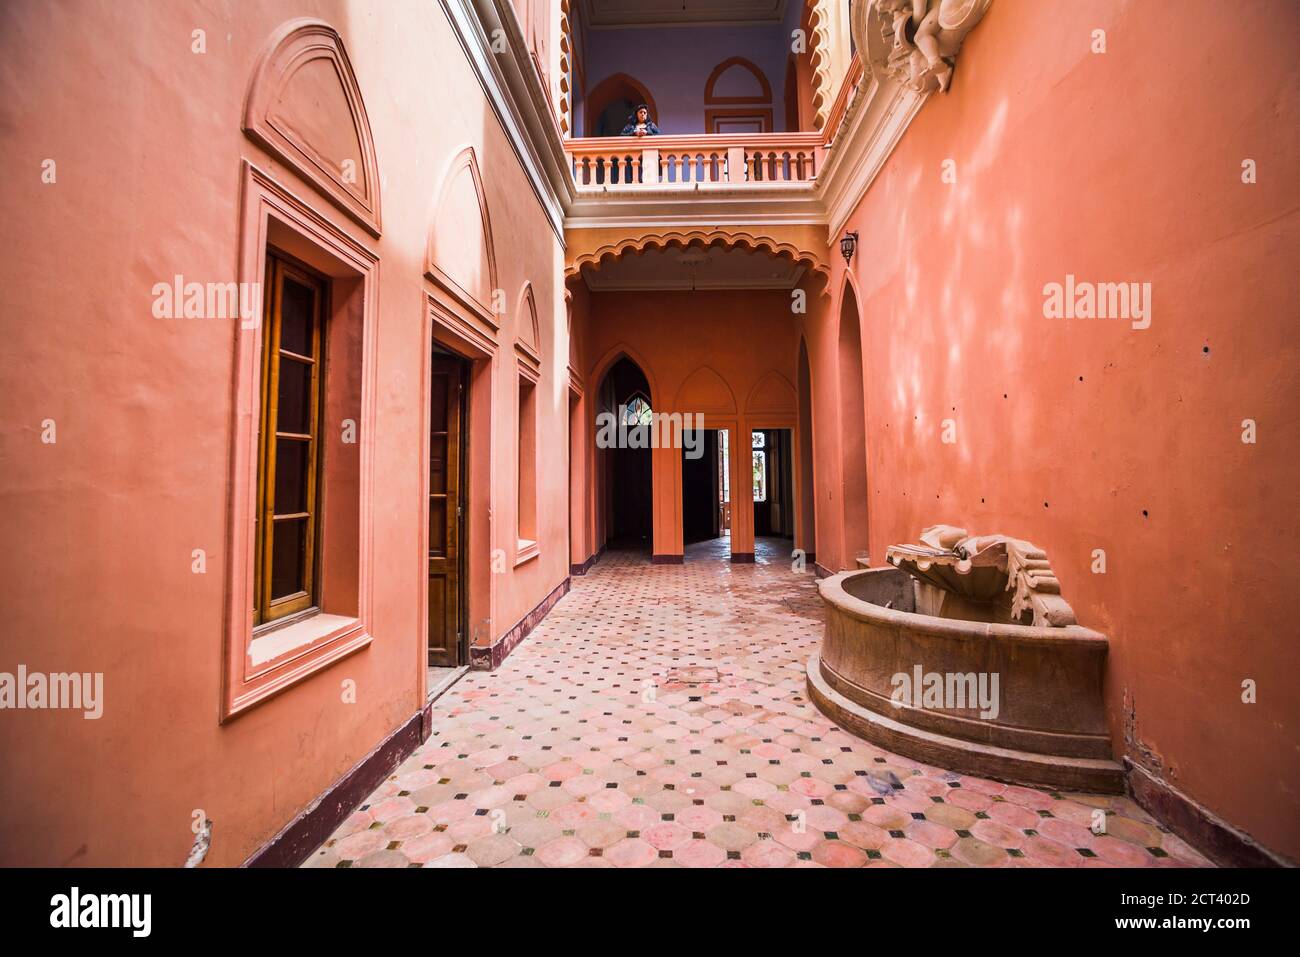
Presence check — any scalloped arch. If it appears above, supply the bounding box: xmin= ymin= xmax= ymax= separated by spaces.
xmin=566 ymin=230 xmax=829 ymax=283
xmin=806 ymin=0 xmax=836 ymax=131
xmin=243 ymin=18 xmax=381 ymax=235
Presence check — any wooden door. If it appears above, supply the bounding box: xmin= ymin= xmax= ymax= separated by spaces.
xmin=428 ymin=355 xmax=465 ymax=666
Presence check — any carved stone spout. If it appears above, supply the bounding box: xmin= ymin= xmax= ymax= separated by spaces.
xmin=885 ymin=524 xmax=1078 ymax=628
xmin=855 ymin=0 xmax=994 ymax=94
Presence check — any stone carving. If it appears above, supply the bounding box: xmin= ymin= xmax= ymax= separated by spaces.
xmin=885 ymin=524 xmax=1078 ymax=628
xmin=856 ymin=0 xmax=994 ymax=94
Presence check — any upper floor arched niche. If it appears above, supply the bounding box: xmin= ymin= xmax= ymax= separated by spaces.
xmin=243 ymin=18 xmax=382 ymax=236
xmin=427 ymin=146 xmax=499 ymax=324
xmin=704 ymin=56 xmax=773 ymax=133
xmin=585 ymin=72 xmax=658 ymax=138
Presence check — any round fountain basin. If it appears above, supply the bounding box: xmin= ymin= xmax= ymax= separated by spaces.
xmin=808 ymin=565 xmax=1123 ymax=793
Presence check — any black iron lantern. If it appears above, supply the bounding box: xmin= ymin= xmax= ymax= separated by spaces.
xmin=840 ymin=231 xmax=859 ymax=265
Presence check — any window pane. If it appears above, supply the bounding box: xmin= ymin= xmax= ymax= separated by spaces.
xmin=276 ymin=357 xmax=313 ymax=435
xmin=753 ymin=450 xmax=767 ymax=502
xmin=270 ymin=518 xmax=306 ymax=598
xmin=752 ymin=431 xmax=765 ymax=448
xmin=279 ymin=277 xmax=315 ymax=356
xmin=429 ymin=497 xmax=447 ymax=556
xmin=274 ymin=438 xmax=310 ymax=514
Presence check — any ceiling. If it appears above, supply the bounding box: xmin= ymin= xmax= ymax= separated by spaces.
xmin=583 ymin=0 xmax=788 ymax=28
xmin=580 ymin=242 xmax=805 ymax=291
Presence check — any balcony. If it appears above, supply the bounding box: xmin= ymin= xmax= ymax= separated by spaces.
xmin=565 ymin=132 xmax=824 ymax=190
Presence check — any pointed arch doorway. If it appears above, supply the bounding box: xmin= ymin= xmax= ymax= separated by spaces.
xmin=595 ymin=356 xmax=654 ymax=555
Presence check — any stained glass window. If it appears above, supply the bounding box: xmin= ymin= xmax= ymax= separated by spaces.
xmin=622 ymin=393 xmax=653 ymax=426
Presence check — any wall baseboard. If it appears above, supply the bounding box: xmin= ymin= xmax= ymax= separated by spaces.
xmin=470 ymin=576 xmax=571 ymax=671
xmin=1125 ymin=759 xmax=1291 ymax=867
xmin=651 ymin=553 xmax=684 ymax=564
xmin=730 ymin=552 xmax=755 ymax=564
xmin=814 ymin=561 xmax=834 ymax=579
xmin=570 ymin=546 xmax=604 ymax=576
xmin=243 ymin=702 xmax=432 ymax=868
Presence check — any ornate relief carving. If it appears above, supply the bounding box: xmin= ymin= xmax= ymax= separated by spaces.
xmin=855 ymin=0 xmax=993 ymax=94
xmin=243 ymin=19 xmax=382 ymax=235
xmin=886 ymin=524 xmax=1078 ymax=628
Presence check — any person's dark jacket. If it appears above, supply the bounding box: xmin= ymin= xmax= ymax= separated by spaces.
xmin=619 ymin=120 xmax=662 ymax=136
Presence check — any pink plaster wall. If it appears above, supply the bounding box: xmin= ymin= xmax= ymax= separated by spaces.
xmin=804 ymin=0 xmax=1300 ymax=859
xmin=0 ymin=0 xmax=571 ymax=866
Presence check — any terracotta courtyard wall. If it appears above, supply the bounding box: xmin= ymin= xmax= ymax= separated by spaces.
xmin=804 ymin=0 xmax=1300 ymax=859
xmin=0 ymin=0 xmax=571 ymax=866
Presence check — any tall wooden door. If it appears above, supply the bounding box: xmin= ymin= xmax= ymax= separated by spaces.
xmin=428 ymin=354 xmax=465 ymax=666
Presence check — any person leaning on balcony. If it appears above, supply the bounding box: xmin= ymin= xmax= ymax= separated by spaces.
xmin=620 ymin=104 xmax=661 ymax=137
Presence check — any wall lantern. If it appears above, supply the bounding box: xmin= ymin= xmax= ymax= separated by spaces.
xmin=840 ymin=231 xmax=859 ymax=265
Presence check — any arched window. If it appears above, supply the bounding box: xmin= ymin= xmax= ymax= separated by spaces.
xmin=622 ymin=393 xmax=653 ymax=426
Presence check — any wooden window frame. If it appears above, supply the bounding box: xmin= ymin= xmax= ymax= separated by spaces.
xmin=223 ymin=160 xmax=376 ymax=722
xmin=254 ymin=254 xmax=327 ymax=629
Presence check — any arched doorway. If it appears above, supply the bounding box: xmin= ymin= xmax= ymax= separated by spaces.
xmin=797 ymin=337 xmax=817 ymax=560
xmin=596 ymin=356 xmax=654 ymax=553
xmin=838 ymin=281 xmax=870 ymax=565
xmin=585 ymin=72 xmax=657 ymax=137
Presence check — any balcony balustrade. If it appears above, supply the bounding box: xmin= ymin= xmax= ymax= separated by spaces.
xmin=565 ymin=133 xmax=824 ymax=189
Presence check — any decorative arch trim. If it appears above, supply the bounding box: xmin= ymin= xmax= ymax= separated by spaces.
xmin=515 ymin=281 xmax=541 ymax=370
xmin=837 ymin=266 xmax=863 ymax=322
xmin=805 ymin=0 xmax=836 ymax=130
xmin=676 ymin=365 xmax=738 ymax=416
xmin=426 ymin=146 xmax=499 ymax=328
xmin=704 ymin=56 xmax=774 ymax=105
xmin=243 ymin=18 xmax=382 ymax=236
xmin=590 ymin=343 xmax=661 ymax=412
xmin=745 ymin=370 xmax=798 ymax=416
xmin=567 ymin=230 xmax=829 ymax=284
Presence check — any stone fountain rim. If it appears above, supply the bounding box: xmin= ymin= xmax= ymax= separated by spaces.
xmin=818 ymin=567 xmax=1108 ymax=648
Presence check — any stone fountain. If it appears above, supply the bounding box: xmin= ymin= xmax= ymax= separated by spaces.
xmin=807 ymin=525 xmax=1123 ymax=792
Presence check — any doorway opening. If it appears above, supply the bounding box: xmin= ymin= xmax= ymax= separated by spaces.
xmin=682 ymin=427 xmax=733 ymax=560
xmin=682 ymin=428 xmax=721 ymax=545
xmin=752 ymin=428 xmax=794 ymax=562
xmin=598 ymin=356 xmax=653 ymax=555
xmin=427 ymin=344 xmax=469 ymax=688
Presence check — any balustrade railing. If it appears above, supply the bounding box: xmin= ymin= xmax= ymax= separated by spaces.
xmin=565 ymin=133 xmax=824 ymax=188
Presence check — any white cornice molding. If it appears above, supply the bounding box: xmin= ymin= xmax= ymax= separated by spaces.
xmin=817 ymin=76 xmax=928 ymax=241
xmin=440 ymin=0 xmax=574 ymax=242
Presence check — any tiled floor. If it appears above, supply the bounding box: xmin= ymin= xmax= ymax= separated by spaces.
xmin=306 ymin=539 xmax=1212 ymax=868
